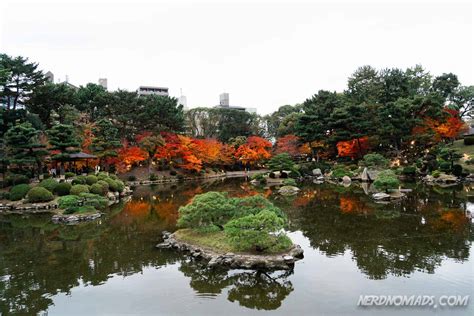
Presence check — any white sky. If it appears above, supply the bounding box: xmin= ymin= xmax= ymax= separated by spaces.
xmin=1 ymin=0 xmax=472 ymax=114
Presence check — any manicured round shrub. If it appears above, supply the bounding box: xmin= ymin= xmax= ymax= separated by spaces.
xmin=452 ymin=164 xmax=463 ymax=177
xmin=0 ymin=192 xmax=10 ymax=200
xmin=70 ymin=184 xmax=90 ymax=195
xmin=331 ymin=167 xmax=353 ymax=179
xmin=402 ymin=165 xmax=417 ymax=176
xmin=115 ymin=180 xmax=125 ymax=192
xmin=97 ymin=180 xmax=109 ymax=192
xmin=431 ymin=170 xmax=441 ymax=178
xmin=38 ymin=178 xmax=59 ymax=192
xmin=360 ymin=153 xmax=389 ymax=168
xmin=9 ymin=184 xmax=31 ymax=201
xmin=27 ymin=187 xmax=54 ymax=203
xmin=65 ymin=172 xmax=75 ymax=179
xmin=54 ymin=182 xmax=72 ymax=196
xmin=464 ymin=136 xmax=474 ymax=145
xmin=58 ymin=195 xmax=80 ymax=209
xmin=109 ymin=174 xmax=118 ymax=180
xmin=90 ymin=183 xmax=107 ymax=196
xmin=72 ymin=175 xmax=87 ymax=185
xmin=79 ymin=193 xmax=108 ymax=209
xmin=85 ymin=175 xmax=98 ymax=185
xmin=105 ymin=178 xmax=119 ymax=191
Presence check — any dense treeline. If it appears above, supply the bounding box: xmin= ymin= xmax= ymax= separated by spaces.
xmin=1 ymin=53 xmax=472 ymax=178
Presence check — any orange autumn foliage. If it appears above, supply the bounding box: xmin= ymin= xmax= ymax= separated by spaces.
xmin=425 ymin=109 xmax=467 ymax=140
xmin=337 ymin=136 xmax=369 ymax=159
xmin=274 ymin=134 xmax=301 ymax=157
xmin=235 ymin=136 xmax=272 ymax=164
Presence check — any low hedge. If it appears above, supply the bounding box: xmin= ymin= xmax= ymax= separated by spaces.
xmin=70 ymin=184 xmax=90 ymax=195
xmin=6 ymin=174 xmax=30 ymax=186
xmin=54 ymin=182 xmax=72 ymax=196
xmin=38 ymin=178 xmax=59 ymax=192
xmin=9 ymin=184 xmax=31 ymax=201
xmin=27 ymin=187 xmax=54 ymax=203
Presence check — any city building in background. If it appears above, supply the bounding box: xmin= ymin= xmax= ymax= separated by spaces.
xmin=137 ymin=86 xmax=169 ymax=96
xmin=215 ymin=92 xmax=256 ymax=114
xmin=98 ymin=78 xmax=108 ymax=90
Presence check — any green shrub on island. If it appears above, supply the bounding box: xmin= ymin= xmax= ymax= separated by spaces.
xmin=109 ymin=174 xmax=118 ymax=180
xmin=0 ymin=192 xmax=11 ymax=200
xmin=331 ymin=166 xmax=354 ymax=179
xmin=282 ymin=178 xmax=297 ymax=186
xmin=38 ymin=178 xmax=58 ymax=192
xmin=54 ymin=182 xmax=72 ymax=196
xmin=373 ymin=170 xmax=399 ymax=192
xmin=90 ymin=183 xmax=107 ymax=196
xmin=27 ymin=187 xmax=54 ymax=203
xmin=452 ymin=164 xmax=463 ymax=177
xmin=224 ymin=209 xmax=291 ymax=252
xmin=97 ymin=172 xmax=109 ymax=181
xmin=360 ymin=153 xmax=389 ymax=168
xmin=65 ymin=172 xmax=75 ymax=179
xmin=438 ymin=161 xmax=451 ymax=172
xmin=251 ymin=173 xmax=267 ymax=184
xmin=59 ymin=193 xmax=107 ymax=213
xmin=431 ymin=170 xmax=441 ymax=178
xmin=267 ymin=153 xmax=299 ymax=177
xmin=149 ymin=173 xmax=158 ymax=181
xmin=70 ymin=184 xmax=90 ymax=195
xmin=9 ymin=184 xmax=31 ymax=201
xmin=78 ymin=193 xmax=108 ymax=209
xmin=72 ymin=175 xmax=87 ymax=185
xmin=58 ymin=195 xmax=81 ymax=209
xmin=86 ymin=175 xmax=98 ymax=185
xmin=177 ymin=192 xmax=290 ymax=253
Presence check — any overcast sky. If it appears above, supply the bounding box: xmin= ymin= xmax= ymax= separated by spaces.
xmin=1 ymin=0 xmax=472 ymax=114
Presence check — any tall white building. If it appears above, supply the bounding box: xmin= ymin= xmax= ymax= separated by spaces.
xmin=179 ymin=95 xmax=188 ymax=111
xmin=219 ymin=93 xmax=230 ymax=106
xmin=215 ymin=93 xmax=256 ymax=114
xmin=98 ymin=78 xmax=108 ymax=90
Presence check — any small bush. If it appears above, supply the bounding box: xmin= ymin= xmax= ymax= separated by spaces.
xmin=85 ymin=175 xmax=98 ymax=185
xmin=0 ymin=192 xmax=10 ymax=200
xmin=170 ymin=170 xmax=177 ymax=176
xmin=373 ymin=170 xmax=399 ymax=192
xmin=149 ymin=173 xmax=158 ymax=181
xmin=72 ymin=175 xmax=87 ymax=185
xmin=9 ymin=184 xmax=31 ymax=201
xmin=90 ymin=183 xmax=107 ymax=196
xmin=282 ymin=178 xmax=297 ymax=186
xmin=70 ymin=184 xmax=90 ymax=195
xmin=58 ymin=195 xmax=81 ymax=209
xmin=54 ymin=182 xmax=72 ymax=196
xmin=6 ymin=174 xmax=30 ymax=186
xmin=331 ymin=166 xmax=353 ymax=179
xmin=360 ymin=153 xmax=389 ymax=168
xmin=402 ymin=165 xmax=417 ymax=176
xmin=128 ymin=175 xmax=137 ymax=181
xmin=464 ymin=136 xmax=474 ymax=145
xmin=105 ymin=178 xmax=119 ymax=191
xmin=65 ymin=172 xmax=75 ymax=179
xmin=79 ymin=193 xmax=108 ymax=209
xmin=438 ymin=161 xmax=451 ymax=172
xmin=109 ymin=174 xmax=118 ymax=180
xmin=97 ymin=172 xmax=109 ymax=180
xmin=452 ymin=164 xmax=463 ymax=177
xmin=114 ymin=180 xmax=125 ymax=192
xmin=97 ymin=180 xmax=109 ymax=192
xmin=38 ymin=178 xmax=59 ymax=192
xmin=431 ymin=170 xmax=441 ymax=178
xmin=27 ymin=187 xmax=54 ymax=203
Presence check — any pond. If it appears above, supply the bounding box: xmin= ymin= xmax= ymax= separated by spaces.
xmin=0 ymin=178 xmax=472 ymax=315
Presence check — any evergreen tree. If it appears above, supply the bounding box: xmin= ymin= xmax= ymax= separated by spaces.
xmin=4 ymin=123 xmax=48 ymax=176
xmin=90 ymin=119 xmax=121 ymax=168
xmin=47 ymin=124 xmax=80 ymax=161
xmin=138 ymin=134 xmax=165 ymax=174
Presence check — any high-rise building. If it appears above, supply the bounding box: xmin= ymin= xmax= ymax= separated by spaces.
xmin=179 ymin=95 xmax=188 ymax=111
xmin=98 ymin=78 xmax=108 ymax=90
xmin=138 ymin=86 xmax=169 ymax=96
xmin=219 ymin=93 xmax=229 ymax=107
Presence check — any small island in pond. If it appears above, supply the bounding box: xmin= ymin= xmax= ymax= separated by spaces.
xmin=157 ymin=192 xmax=303 ymax=270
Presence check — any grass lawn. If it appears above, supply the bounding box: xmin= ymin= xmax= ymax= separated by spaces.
xmin=174 ymin=228 xmax=293 ymax=254
xmin=448 ymin=139 xmax=474 ymax=173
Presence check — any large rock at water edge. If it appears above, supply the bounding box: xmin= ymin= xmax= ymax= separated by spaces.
xmin=312 ymin=168 xmax=322 ymax=177
xmin=278 ymin=185 xmax=300 ymax=196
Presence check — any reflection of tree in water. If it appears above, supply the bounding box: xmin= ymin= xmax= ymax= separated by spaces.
xmin=179 ymin=259 xmax=293 ymax=310
xmin=282 ymin=183 xmax=472 ymax=280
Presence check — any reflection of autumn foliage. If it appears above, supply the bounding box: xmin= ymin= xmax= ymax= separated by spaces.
xmin=430 ymin=210 xmax=470 ymax=232
xmin=336 ymin=136 xmax=369 ymax=159
xmin=152 ymin=200 xmax=179 ymax=226
xmin=339 ymin=196 xmax=370 ymax=214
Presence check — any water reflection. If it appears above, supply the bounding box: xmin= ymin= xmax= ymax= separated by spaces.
xmin=0 ymin=178 xmax=472 ymax=314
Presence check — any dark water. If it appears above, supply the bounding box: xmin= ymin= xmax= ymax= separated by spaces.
xmin=0 ymin=178 xmax=473 ymax=315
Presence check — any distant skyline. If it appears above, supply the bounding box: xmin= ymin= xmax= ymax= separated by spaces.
xmin=1 ymin=0 xmax=472 ymax=114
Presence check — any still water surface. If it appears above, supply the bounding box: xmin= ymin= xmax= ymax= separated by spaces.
xmin=0 ymin=178 xmax=472 ymax=315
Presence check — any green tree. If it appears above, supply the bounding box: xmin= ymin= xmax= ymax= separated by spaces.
xmin=432 ymin=73 xmax=460 ymax=100
xmin=139 ymin=95 xmax=185 ymax=133
xmin=264 ymin=104 xmax=302 ymax=138
xmin=76 ymin=83 xmax=110 ymax=118
xmin=104 ymin=90 xmax=140 ymax=139
xmin=47 ymin=124 xmax=80 ymax=162
xmin=346 ymin=65 xmax=383 ymax=104
xmin=451 ymin=85 xmax=474 ymax=119
xmin=90 ymin=119 xmax=121 ymax=168
xmin=27 ymin=82 xmax=78 ymax=127
xmin=373 ymin=170 xmax=400 ymax=192
xmin=0 ymin=54 xmax=45 ymax=111
xmin=4 ymin=122 xmax=48 ymax=176
xmin=267 ymin=153 xmax=296 ymax=173
xmin=138 ymin=134 xmax=165 ymax=174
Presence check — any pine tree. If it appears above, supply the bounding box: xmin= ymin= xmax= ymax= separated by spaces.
xmin=47 ymin=124 xmax=80 ymax=161
xmin=90 ymin=119 xmax=121 ymax=168
xmin=4 ymin=122 xmax=48 ymax=176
